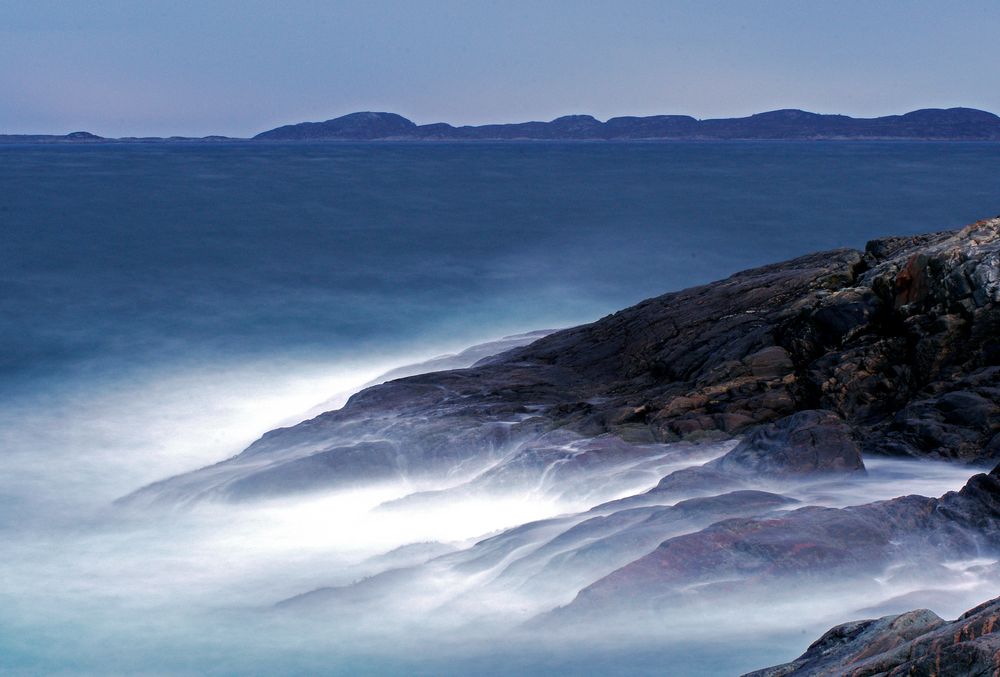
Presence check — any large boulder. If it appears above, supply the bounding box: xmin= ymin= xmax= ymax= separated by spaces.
xmin=712 ymin=409 xmax=864 ymax=476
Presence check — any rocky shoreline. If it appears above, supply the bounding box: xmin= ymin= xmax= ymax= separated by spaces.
xmin=128 ymin=217 xmax=1000 ymax=504
xmin=126 ymin=217 xmax=1000 ymax=674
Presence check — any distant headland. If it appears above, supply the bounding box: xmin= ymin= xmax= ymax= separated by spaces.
xmin=4 ymin=107 xmax=1000 ymax=143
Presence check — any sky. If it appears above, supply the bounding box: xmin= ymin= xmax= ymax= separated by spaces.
xmin=2 ymin=0 xmax=999 ymax=137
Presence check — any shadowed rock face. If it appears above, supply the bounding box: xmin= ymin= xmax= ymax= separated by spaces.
xmin=745 ymin=595 xmax=1000 ymax=676
xmin=123 ymin=218 xmax=1000 ymax=505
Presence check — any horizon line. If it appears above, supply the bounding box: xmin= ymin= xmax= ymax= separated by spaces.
xmin=4 ymin=105 xmax=998 ymax=140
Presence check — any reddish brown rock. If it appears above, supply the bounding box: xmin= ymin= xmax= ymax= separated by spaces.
xmin=744 ymin=595 xmax=1000 ymax=676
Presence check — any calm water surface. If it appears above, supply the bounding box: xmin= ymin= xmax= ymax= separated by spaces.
xmin=4 ymin=141 xmax=999 ymax=397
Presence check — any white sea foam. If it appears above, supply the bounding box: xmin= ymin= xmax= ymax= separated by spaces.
xmin=0 ymin=337 xmax=993 ymax=675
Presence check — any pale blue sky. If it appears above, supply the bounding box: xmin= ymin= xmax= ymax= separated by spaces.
xmin=3 ymin=0 xmax=998 ymax=137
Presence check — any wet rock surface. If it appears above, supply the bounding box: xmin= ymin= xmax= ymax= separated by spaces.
xmin=277 ymin=487 xmax=800 ymax=615
xmin=545 ymin=464 xmax=1000 ymax=624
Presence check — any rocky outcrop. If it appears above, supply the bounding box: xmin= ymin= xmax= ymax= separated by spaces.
xmin=122 ymin=217 xmax=1000 ymax=505
xmin=745 ymin=595 xmax=1000 ymax=676
xmin=122 ymin=243 xmax=867 ymax=504
xmin=590 ymin=410 xmax=862 ymax=512
xmin=272 ymin=453 xmax=1000 ymax=646
xmin=156 ymin=217 xmax=1000 ymax=671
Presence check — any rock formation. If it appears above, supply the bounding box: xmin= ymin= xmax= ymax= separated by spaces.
xmin=122 ymin=217 xmax=1000 ymax=673
xmin=124 ymin=217 xmax=1000 ymax=505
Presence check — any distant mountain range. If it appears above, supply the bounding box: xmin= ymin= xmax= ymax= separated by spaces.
xmin=5 ymin=108 xmax=1000 ymax=143
xmin=254 ymin=108 xmax=1000 ymax=141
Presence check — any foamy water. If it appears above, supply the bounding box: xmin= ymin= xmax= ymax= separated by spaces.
xmin=0 ymin=347 xmax=990 ymax=675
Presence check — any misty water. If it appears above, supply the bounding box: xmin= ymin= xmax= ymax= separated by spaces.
xmin=3 ymin=141 xmax=1000 ymax=675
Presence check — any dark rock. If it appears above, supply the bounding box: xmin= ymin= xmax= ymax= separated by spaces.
xmin=744 ymin=346 xmax=796 ymax=379
xmin=864 ymin=368 xmax=1000 ymax=462
xmin=123 ymin=245 xmax=867 ymax=504
xmin=224 ymin=440 xmax=404 ymax=500
xmin=123 ymin=218 xmax=1000 ymax=505
xmin=254 ymin=112 xmax=417 ymax=140
xmin=743 ymin=609 xmax=946 ymax=676
xmin=711 ymin=410 xmax=864 ymax=476
xmin=744 ymin=595 xmax=1000 ymax=676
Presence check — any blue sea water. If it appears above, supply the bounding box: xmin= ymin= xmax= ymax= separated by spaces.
xmin=1 ymin=141 xmax=999 ymax=676
xmin=4 ymin=141 xmax=999 ymax=399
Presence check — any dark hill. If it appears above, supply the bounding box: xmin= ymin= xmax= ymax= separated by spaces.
xmin=254 ymin=107 xmax=1000 ymax=141
xmin=254 ymin=111 xmax=417 ymax=140
xmin=0 ymin=131 xmax=105 ymax=143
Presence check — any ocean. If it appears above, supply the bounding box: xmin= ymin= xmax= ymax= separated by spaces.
xmin=1 ymin=140 xmax=999 ymax=675
xmin=6 ymin=141 xmax=1000 ymax=396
